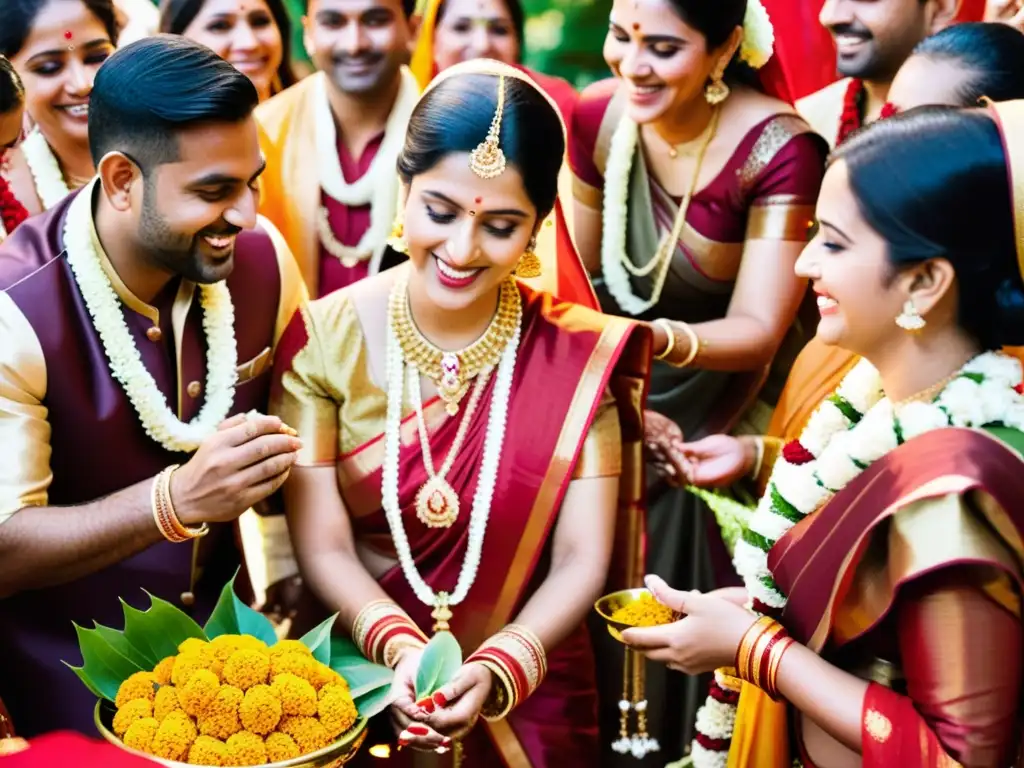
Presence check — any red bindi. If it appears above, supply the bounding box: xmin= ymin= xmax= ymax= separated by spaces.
xmin=632 ymin=23 xmax=640 ymax=30
xmin=474 ymin=197 xmax=482 ymax=204
xmin=64 ymin=30 xmax=73 ymax=40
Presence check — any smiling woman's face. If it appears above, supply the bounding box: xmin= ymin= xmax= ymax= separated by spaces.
xmin=9 ymin=0 xmax=115 ymax=149
xmin=181 ymin=0 xmax=283 ymax=101
xmin=402 ymin=152 xmax=538 ymax=313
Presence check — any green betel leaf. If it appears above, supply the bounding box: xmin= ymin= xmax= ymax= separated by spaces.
xmin=204 ymin=573 xmax=243 ymax=639
xmin=354 ymin=682 xmax=397 ymax=720
xmin=93 ymin=623 xmax=155 ymax=670
xmin=344 ymin=665 xmax=394 ymax=699
xmin=66 ymin=623 xmax=145 ymax=702
xmin=126 ymin=592 xmax=208 ymax=660
xmin=414 ymin=632 xmax=461 ymax=699
xmin=299 ymin=614 xmax=338 ymax=666
xmin=231 ymin=590 xmax=278 ymax=646
xmin=328 ymin=637 xmax=364 ymax=668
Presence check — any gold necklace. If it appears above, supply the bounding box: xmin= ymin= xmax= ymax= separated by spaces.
xmin=652 ymin=109 xmax=718 ymax=159
xmin=893 ymin=370 xmax=963 ymax=408
xmin=389 ymin=276 xmax=522 ymax=415
xmin=411 ymin=367 xmax=492 ymax=528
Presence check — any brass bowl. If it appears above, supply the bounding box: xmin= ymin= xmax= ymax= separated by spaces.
xmin=94 ymin=701 xmax=368 ymax=768
xmin=594 ymin=587 xmax=679 ymax=643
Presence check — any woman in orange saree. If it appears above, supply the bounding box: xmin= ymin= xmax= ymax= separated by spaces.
xmin=627 ymin=105 xmax=1024 ymax=768
xmin=272 ymin=59 xmax=650 ymax=767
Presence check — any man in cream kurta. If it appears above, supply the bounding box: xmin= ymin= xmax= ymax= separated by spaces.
xmin=796 ymin=0 xmax=957 ymax=148
xmin=257 ymin=0 xmax=419 ymax=298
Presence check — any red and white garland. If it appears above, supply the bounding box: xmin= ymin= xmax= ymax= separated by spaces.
xmin=690 ymin=351 xmax=1024 ymax=767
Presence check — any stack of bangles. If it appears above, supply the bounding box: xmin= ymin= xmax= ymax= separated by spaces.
xmin=652 ymin=319 xmax=703 ymax=368
xmin=734 ymin=616 xmax=795 ymax=701
xmin=152 ymin=464 xmax=209 ymax=543
xmin=351 ymin=600 xmax=429 ymax=670
xmin=466 ymin=625 xmax=546 ymax=721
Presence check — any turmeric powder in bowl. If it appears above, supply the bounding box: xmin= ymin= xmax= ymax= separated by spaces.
xmin=609 ymin=592 xmax=676 ymax=627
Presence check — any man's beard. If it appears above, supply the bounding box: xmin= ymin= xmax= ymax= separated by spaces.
xmin=137 ymin=187 xmax=237 ymax=285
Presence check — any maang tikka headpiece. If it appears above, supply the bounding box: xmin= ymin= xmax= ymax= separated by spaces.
xmin=469 ymin=74 xmax=507 ymax=179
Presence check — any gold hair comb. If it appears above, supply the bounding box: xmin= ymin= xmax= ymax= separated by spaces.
xmin=469 ymin=74 xmax=507 ymax=179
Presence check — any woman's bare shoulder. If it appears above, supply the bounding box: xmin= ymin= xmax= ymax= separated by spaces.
xmin=2 ymin=149 xmax=44 ymax=217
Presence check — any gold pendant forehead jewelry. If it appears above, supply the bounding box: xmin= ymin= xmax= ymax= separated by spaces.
xmin=469 ymin=73 xmax=508 ymax=179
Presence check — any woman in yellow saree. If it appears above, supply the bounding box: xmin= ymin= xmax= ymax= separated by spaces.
xmin=627 ymin=104 xmax=1024 ymax=768
xmin=272 ymin=58 xmax=650 ymax=766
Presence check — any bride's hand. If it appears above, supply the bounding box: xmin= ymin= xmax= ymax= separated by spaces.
xmin=986 ymin=0 xmax=1024 ymax=28
xmin=421 ymin=662 xmax=493 ymax=745
xmin=389 ymin=649 xmax=448 ymax=752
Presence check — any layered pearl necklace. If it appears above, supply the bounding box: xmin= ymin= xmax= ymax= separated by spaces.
xmin=21 ymin=129 xmax=72 ymax=210
xmin=63 ymin=186 xmax=238 ymax=453
xmin=381 ymin=279 xmax=522 ymax=634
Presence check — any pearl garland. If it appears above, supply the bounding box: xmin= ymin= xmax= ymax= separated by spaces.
xmin=381 ymin=298 xmax=521 ymax=617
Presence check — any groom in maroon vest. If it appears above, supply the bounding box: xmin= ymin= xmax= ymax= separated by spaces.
xmin=0 ymin=36 xmax=307 ymax=736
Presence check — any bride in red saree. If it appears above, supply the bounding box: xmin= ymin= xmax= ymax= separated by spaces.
xmin=272 ymin=59 xmax=651 ymax=767
xmin=627 ymin=103 xmax=1024 ymax=768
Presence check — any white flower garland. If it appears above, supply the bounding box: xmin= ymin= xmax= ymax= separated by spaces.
xmin=739 ymin=0 xmax=775 ymax=70
xmin=600 ymin=116 xmax=681 ymax=316
xmin=314 ymin=68 xmax=419 ymax=268
xmin=691 ymin=350 xmax=1024 ymax=767
xmin=380 ymin=294 xmax=520 ymax=614
xmin=21 ymin=129 xmax=70 ymax=210
xmin=63 ymin=185 xmax=238 ymax=453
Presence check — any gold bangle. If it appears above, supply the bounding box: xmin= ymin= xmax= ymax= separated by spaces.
xmin=652 ymin=319 xmax=676 ymax=361
xmin=474 ymin=660 xmax=516 ymax=721
xmin=655 ymin=320 xmax=701 ymax=368
xmin=162 ymin=467 xmax=209 ymax=540
xmin=749 ymin=437 xmax=765 ymax=480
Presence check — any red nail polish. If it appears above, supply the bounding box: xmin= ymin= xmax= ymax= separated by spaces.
xmin=408 ymin=725 xmax=429 ymax=736
xmin=442 ymin=737 xmax=452 ymax=747
xmin=417 ymin=697 xmax=435 ymax=713
xmin=398 ymin=738 xmax=409 ymax=747
xmin=433 ymin=691 xmax=448 ymax=707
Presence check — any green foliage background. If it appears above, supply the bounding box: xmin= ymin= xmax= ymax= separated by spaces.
xmin=276 ymin=0 xmax=613 ymax=87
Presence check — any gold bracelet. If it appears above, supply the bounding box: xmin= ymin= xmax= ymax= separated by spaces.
xmin=161 ymin=467 xmax=209 ymax=540
xmin=749 ymin=437 xmax=765 ymax=480
xmin=152 ymin=466 xmax=207 ymax=543
xmin=474 ymin=660 xmax=516 ymax=721
xmin=652 ymin=319 xmax=676 ymax=361
xmin=654 ymin=320 xmax=701 ymax=368
xmin=351 ymin=600 xmax=427 ymax=667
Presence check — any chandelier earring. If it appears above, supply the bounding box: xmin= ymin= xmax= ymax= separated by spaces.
xmin=705 ymin=76 xmax=730 ymax=106
xmin=387 ymin=214 xmax=408 ymax=255
xmin=895 ymin=298 xmax=926 ymax=332
xmin=514 ymin=237 xmax=542 ymax=278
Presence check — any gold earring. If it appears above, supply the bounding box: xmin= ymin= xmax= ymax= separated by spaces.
xmin=515 ymin=238 xmax=541 ymax=278
xmin=387 ymin=216 xmax=408 ymax=255
xmin=895 ymin=299 xmax=926 ymax=332
xmin=705 ymin=77 xmax=730 ymax=106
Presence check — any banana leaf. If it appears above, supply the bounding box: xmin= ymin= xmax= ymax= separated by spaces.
xmin=203 ymin=570 xmax=277 ymax=645
xmin=414 ymin=632 xmax=461 ymax=699
xmin=299 ymin=614 xmax=338 ymax=665
xmin=65 ymin=624 xmax=145 ymax=702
